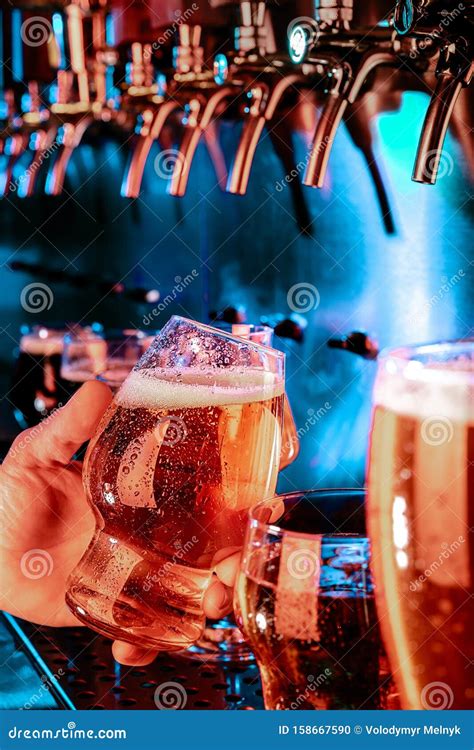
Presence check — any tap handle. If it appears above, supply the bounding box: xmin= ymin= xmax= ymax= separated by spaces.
xmin=235 ymin=0 xmax=267 ymax=53
xmin=65 ymin=3 xmax=89 ymax=103
xmin=130 ymin=42 xmax=150 ymax=87
xmin=56 ymin=69 xmax=74 ymax=105
xmin=328 ymin=331 xmax=379 ymax=359
xmin=237 ymin=1 xmax=266 ymax=28
xmin=174 ymin=24 xmax=203 ymax=73
xmin=209 ymin=307 xmax=247 ymax=324
xmin=315 ymin=0 xmax=354 ymax=26
xmin=273 ymin=317 xmax=305 ymax=342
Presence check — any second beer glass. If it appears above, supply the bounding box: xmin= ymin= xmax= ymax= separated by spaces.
xmin=66 ymin=316 xmax=285 ymax=650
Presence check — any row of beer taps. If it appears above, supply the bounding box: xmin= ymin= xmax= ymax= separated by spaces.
xmin=0 ymin=0 xmax=472 ymax=227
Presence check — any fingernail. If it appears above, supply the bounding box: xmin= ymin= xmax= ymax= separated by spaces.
xmin=217 ymin=588 xmax=231 ymax=611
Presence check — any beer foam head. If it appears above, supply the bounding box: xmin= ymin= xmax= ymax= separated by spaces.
xmin=374 ymin=345 xmax=474 ymax=422
xmin=117 ymin=368 xmax=284 ymax=409
xmin=20 ymin=330 xmax=65 ymax=356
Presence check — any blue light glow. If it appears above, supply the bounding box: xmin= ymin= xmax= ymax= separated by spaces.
xmin=11 ymin=11 xmax=23 ymax=82
xmin=289 ymin=26 xmax=308 ymax=64
xmin=213 ymin=54 xmax=229 ymax=86
xmin=52 ymin=13 xmax=65 ymax=69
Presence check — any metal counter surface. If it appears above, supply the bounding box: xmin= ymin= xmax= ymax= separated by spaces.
xmin=1 ymin=614 xmax=263 ymax=710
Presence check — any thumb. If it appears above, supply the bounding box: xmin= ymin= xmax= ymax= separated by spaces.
xmin=5 ymin=381 xmax=113 ymax=468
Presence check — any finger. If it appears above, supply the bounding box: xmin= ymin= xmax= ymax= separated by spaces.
xmin=213 ymin=549 xmax=241 ymax=588
xmin=7 ymin=381 xmax=113 ymax=468
xmin=203 ymin=578 xmax=233 ymax=619
xmin=211 ymin=546 xmax=241 ymax=566
xmin=254 ymin=498 xmax=286 ymax=525
xmin=112 ymin=641 xmax=160 ymax=666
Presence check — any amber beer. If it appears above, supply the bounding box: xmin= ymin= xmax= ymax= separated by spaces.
xmin=235 ymin=489 xmax=396 ymax=709
xmin=368 ymin=346 xmax=474 ymax=709
xmin=66 ymin=366 xmax=284 ymax=650
xmin=238 ymin=582 xmax=389 ymax=709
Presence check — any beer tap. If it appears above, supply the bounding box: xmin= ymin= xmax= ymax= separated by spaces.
xmin=0 ymin=2 xmax=62 ymax=196
xmin=215 ymin=1 xmax=312 ymax=197
xmin=45 ymin=3 xmax=92 ymax=195
xmin=8 ymin=81 xmax=58 ymax=198
xmin=121 ymin=25 xmax=204 ymax=199
xmin=46 ymin=0 xmax=117 ymax=196
xmin=289 ymin=0 xmax=402 ymax=192
xmin=393 ymin=0 xmax=474 ymax=184
xmin=328 ymin=330 xmax=379 ymax=359
xmin=167 ymin=23 xmax=236 ymax=197
xmin=123 ymin=23 xmax=231 ymax=198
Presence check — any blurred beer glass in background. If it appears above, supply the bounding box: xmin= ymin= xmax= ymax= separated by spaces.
xmin=60 ymin=327 xmax=106 ymax=397
xmin=66 ymin=316 xmax=285 ymax=651
xmin=96 ymin=330 xmax=154 ymax=392
xmin=10 ymin=325 xmax=69 ymax=427
xmin=367 ymin=341 xmax=473 ymax=709
xmin=61 ymin=328 xmax=152 ymax=396
xmin=235 ymin=489 xmax=395 ymax=709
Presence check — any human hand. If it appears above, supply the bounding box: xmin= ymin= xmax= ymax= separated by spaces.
xmin=0 ymin=381 xmax=113 ymax=629
xmin=0 ymin=381 xmax=242 ymax=666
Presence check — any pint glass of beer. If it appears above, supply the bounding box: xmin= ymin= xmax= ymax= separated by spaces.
xmin=235 ymin=489 xmax=395 ymax=709
xmin=66 ymin=316 xmax=284 ymax=651
xmin=10 ymin=325 xmax=68 ymax=427
xmin=367 ymin=341 xmax=473 ymax=709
